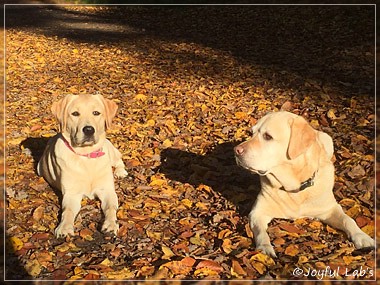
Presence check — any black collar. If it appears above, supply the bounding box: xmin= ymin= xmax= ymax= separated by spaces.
xmin=280 ymin=172 xmax=316 ymax=193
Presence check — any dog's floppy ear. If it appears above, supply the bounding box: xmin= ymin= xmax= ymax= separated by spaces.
xmin=100 ymin=96 xmax=118 ymax=129
xmin=317 ymin=131 xmax=334 ymax=160
xmin=51 ymin=94 xmax=76 ymax=132
xmin=287 ymin=116 xmax=317 ymax=160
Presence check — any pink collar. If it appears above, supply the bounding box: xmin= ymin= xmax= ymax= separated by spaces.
xmin=61 ymin=135 xmax=105 ymax=158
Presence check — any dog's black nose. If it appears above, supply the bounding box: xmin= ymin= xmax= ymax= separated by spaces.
xmin=83 ymin=126 xmax=95 ymax=136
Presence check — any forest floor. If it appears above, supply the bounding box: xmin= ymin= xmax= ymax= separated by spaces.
xmin=3 ymin=4 xmax=378 ymax=282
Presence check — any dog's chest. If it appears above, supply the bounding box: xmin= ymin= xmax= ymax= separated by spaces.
xmin=58 ymin=154 xmax=114 ymax=192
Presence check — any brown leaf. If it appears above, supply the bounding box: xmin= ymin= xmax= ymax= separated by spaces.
xmin=32 ymin=205 xmax=44 ymax=221
xmin=231 ymin=259 xmax=247 ymax=277
xmin=196 ymin=260 xmax=224 ymax=273
xmin=280 ymin=101 xmax=292 ymax=111
xmin=278 ymin=222 xmax=306 ymax=235
xmin=284 ymin=244 xmax=299 ymax=256
xmin=161 ymin=260 xmax=193 ymax=276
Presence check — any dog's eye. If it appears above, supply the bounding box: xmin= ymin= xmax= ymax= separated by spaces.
xmin=71 ymin=111 xmax=80 ymax=117
xmin=93 ymin=111 xmax=101 ymax=116
xmin=263 ymin=132 xmax=273 ymax=141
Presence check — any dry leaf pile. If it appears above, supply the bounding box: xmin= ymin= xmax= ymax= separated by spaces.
xmin=4 ymin=5 xmax=376 ymax=281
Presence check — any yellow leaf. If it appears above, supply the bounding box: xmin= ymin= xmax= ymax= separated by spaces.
xmin=106 ymin=268 xmax=135 ymax=279
xmin=326 ymin=225 xmax=338 ymax=234
xmin=53 ymin=77 xmax=62 ymax=83
xmin=194 ymin=268 xmax=219 ymax=277
xmin=145 ymin=119 xmax=155 ymax=127
xmin=149 ymin=178 xmax=166 ymax=187
xmin=7 ymin=137 xmax=24 ymax=146
xmin=250 ymin=261 xmax=266 ymax=275
xmin=197 ymin=184 xmax=212 ymax=193
xmin=195 ymin=201 xmax=208 ymax=210
xmin=245 ymin=223 xmax=254 ymax=238
xmin=162 ymin=139 xmax=173 ymax=148
xmin=310 ymin=119 xmax=320 ymax=128
xmin=134 ymin=94 xmax=147 ymax=101
xmin=165 ymin=120 xmax=179 ymax=135
xmin=74 ymin=266 xmax=86 ymax=276
xmin=298 ymin=255 xmax=309 ymax=263
xmin=162 ymin=245 xmax=175 ymax=260
xmin=55 ymin=242 xmax=78 ymax=252
xmin=25 ymin=259 xmax=41 ymax=277
xmin=346 ymin=204 xmax=361 ymax=219
xmin=312 ymin=243 xmax=327 ymax=250
xmin=146 ymin=230 xmax=162 ymax=240
xmin=250 ymin=252 xmax=275 ymax=267
xmin=67 ymin=86 xmax=78 ymax=93
xmin=327 ymin=109 xmax=337 ymax=119
xmin=181 ymin=198 xmax=193 ymax=208
xmin=9 ymin=236 xmax=23 ymax=251
xmin=100 ymin=258 xmax=113 ymax=266
xmin=339 ymin=198 xmax=357 ymax=207
xmin=218 ymin=229 xmax=233 ymax=239
xmin=361 ymin=223 xmax=374 ymax=236
xmin=190 ymin=233 xmax=206 ymax=246
xmin=222 ymin=238 xmax=233 ymax=254
xmin=308 ymin=220 xmax=323 ymax=230
xmin=235 ymin=111 xmax=248 ymax=120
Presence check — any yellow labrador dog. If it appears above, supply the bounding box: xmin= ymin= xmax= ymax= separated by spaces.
xmin=235 ymin=111 xmax=374 ymax=257
xmin=37 ymin=94 xmax=128 ymax=238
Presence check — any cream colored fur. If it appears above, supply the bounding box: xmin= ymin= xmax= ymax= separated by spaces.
xmin=37 ymin=94 xmax=127 ymax=237
xmin=235 ymin=111 xmax=374 ymax=257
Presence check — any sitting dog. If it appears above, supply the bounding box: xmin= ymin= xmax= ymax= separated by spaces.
xmin=235 ymin=111 xmax=374 ymax=257
xmin=37 ymin=94 xmax=128 ymax=237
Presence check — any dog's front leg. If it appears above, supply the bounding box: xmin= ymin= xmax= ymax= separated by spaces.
xmin=55 ymin=193 xmax=82 ymax=237
xmin=108 ymin=144 xmax=128 ymax=178
xmin=113 ymin=158 xmax=128 ymax=178
xmin=319 ymin=204 xmax=374 ymax=249
xmin=249 ymin=210 xmax=276 ymax=257
xmin=96 ymin=188 xmax=119 ymax=235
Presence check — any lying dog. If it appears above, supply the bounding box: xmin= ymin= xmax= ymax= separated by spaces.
xmin=235 ymin=111 xmax=374 ymax=257
xmin=37 ymin=94 xmax=128 ymax=237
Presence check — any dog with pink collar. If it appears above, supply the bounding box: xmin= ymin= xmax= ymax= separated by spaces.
xmin=37 ymin=94 xmax=128 ymax=238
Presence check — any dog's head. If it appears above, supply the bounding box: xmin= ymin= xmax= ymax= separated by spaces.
xmin=51 ymin=94 xmax=118 ymax=147
xmin=234 ymin=111 xmax=333 ymax=182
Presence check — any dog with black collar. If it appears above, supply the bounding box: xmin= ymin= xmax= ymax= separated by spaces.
xmin=235 ymin=111 xmax=374 ymax=257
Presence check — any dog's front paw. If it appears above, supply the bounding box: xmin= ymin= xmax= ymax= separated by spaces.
xmin=352 ymin=232 xmax=375 ymax=249
xmin=114 ymin=167 xmax=128 ymax=178
xmin=257 ymin=244 xmax=277 ymax=258
xmin=55 ymin=222 xmax=74 ymax=238
xmin=102 ymin=219 xmax=119 ymax=235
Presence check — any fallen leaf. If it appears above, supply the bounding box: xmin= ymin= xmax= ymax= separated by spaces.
xmin=161 ymin=245 xmax=175 ymax=259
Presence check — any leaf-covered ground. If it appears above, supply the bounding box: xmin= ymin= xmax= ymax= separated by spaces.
xmin=4 ymin=4 xmax=377 ymax=281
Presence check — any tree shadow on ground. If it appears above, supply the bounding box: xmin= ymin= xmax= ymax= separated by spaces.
xmin=4 ymin=5 xmax=375 ymax=96
xmin=158 ymin=141 xmax=261 ymax=217
xmin=4 ymin=229 xmax=32 ymax=280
